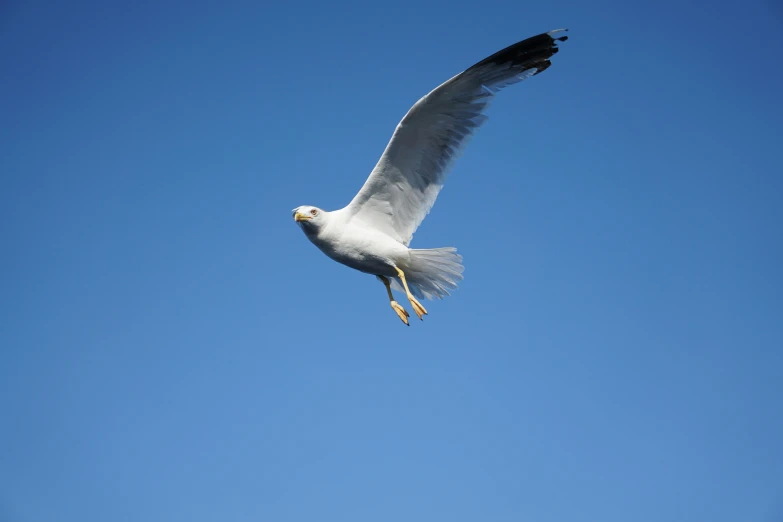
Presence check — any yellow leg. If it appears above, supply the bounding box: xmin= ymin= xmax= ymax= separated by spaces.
xmin=395 ymin=267 xmax=428 ymax=320
xmin=380 ymin=276 xmax=409 ymax=326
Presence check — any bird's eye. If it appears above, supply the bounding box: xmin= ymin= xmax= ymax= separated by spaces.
xmin=310 ymin=209 xmax=318 ymax=216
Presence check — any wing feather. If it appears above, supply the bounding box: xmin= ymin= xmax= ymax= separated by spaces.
xmin=344 ymin=29 xmax=568 ymax=246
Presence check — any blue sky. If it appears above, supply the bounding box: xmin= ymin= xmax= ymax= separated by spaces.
xmin=1 ymin=0 xmax=782 ymax=521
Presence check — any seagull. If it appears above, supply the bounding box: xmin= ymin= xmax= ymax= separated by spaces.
xmin=293 ymin=29 xmax=568 ymax=325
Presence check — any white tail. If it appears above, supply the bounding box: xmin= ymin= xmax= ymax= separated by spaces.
xmin=390 ymin=247 xmax=464 ymax=300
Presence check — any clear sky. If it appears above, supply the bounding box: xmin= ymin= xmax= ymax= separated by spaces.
xmin=2 ymin=0 xmax=782 ymax=521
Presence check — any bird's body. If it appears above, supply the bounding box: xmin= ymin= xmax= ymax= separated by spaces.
xmin=295 ymin=205 xmax=463 ymax=301
xmin=301 ymin=208 xmax=409 ymax=278
xmin=293 ymin=30 xmax=569 ymax=325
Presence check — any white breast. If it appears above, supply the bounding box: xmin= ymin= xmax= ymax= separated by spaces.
xmin=310 ymin=216 xmax=409 ymax=276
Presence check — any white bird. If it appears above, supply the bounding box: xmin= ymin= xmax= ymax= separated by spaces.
xmin=293 ymin=29 xmax=569 ymax=325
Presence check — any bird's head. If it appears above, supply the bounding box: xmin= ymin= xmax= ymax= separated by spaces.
xmin=292 ymin=206 xmax=326 ymax=231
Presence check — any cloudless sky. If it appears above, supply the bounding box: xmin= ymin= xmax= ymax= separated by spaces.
xmin=2 ymin=0 xmax=782 ymax=521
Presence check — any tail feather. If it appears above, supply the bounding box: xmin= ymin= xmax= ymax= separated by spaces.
xmin=390 ymin=247 xmax=464 ymax=300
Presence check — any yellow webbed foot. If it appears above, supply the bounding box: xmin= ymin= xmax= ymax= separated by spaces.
xmin=407 ymin=294 xmax=428 ymax=320
xmin=390 ymin=300 xmax=410 ymax=325
xmin=394 ymin=266 xmax=429 ymax=321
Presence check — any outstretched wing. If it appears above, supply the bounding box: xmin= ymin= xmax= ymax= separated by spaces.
xmin=344 ymin=29 xmax=568 ymax=246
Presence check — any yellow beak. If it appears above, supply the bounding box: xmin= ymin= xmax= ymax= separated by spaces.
xmin=294 ymin=212 xmax=311 ymax=222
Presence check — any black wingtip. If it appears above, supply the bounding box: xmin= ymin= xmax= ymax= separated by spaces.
xmin=466 ymin=29 xmax=569 ymax=75
xmin=548 ymin=28 xmax=569 ymax=43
